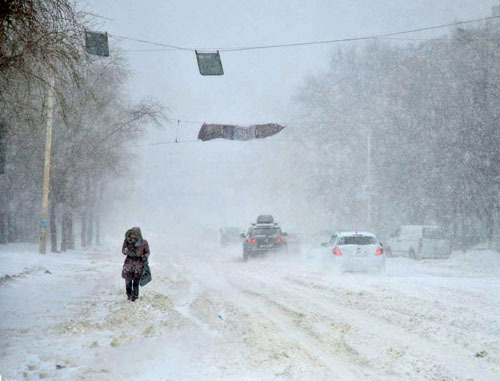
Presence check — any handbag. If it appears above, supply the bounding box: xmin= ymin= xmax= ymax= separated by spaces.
xmin=140 ymin=261 xmax=152 ymax=286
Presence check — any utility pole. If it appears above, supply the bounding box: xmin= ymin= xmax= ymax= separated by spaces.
xmin=39 ymin=77 xmax=55 ymax=254
xmin=366 ymin=128 xmax=373 ymax=228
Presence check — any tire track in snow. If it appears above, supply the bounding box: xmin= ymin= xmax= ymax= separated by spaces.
xmin=255 ymin=274 xmax=499 ymax=380
xmin=157 ymin=246 xmax=499 ymax=379
xmin=232 ymin=287 xmax=367 ymax=380
xmin=160 ymin=253 xmax=363 ymax=379
xmin=282 ymin=274 xmax=500 ymax=372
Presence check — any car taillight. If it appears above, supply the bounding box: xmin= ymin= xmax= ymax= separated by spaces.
xmin=375 ymin=247 xmax=383 ymax=255
xmin=276 ymin=237 xmax=286 ymax=244
xmin=246 ymin=238 xmax=257 ymax=244
xmin=333 ymin=247 xmax=342 ymax=256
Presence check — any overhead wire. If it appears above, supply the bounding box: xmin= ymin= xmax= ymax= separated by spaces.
xmin=108 ymin=34 xmax=193 ymax=51
xmin=163 ymin=116 xmax=341 ymax=127
xmin=119 ymin=37 xmax=450 ymax=53
xmin=135 ymin=138 xmax=305 ymax=147
xmin=115 ymin=15 xmax=500 ymax=148
xmin=135 ymin=117 xmax=341 ymax=147
xmin=85 ymin=12 xmax=115 ymax=21
xmin=108 ymin=15 xmax=500 ymax=53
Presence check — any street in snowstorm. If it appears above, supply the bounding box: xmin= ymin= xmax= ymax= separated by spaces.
xmin=1 ymin=241 xmax=500 ymax=379
xmin=1 ymin=1 xmax=500 ymax=380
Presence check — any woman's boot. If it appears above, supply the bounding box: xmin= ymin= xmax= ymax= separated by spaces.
xmin=132 ymin=279 xmax=140 ymax=301
xmin=126 ymin=280 xmax=133 ymax=301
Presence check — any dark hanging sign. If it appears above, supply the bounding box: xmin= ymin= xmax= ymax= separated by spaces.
xmin=195 ymin=51 xmax=224 ymax=76
xmin=198 ymin=123 xmax=285 ymax=141
xmin=85 ymin=30 xmax=110 ymax=57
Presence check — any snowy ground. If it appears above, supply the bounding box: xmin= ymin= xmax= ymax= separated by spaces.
xmin=1 ymin=241 xmax=499 ymax=380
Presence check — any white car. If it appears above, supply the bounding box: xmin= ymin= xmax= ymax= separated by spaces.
xmin=385 ymin=225 xmax=451 ymax=260
xmin=327 ymin=232 xmax=385 ymax=272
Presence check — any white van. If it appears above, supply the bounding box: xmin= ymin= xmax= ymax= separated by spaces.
xmin=386 ymin=225 xmax=451 ymax=260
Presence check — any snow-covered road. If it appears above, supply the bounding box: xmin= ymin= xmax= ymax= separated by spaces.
xmin=1 ymin=242 xmax=499 ymax=380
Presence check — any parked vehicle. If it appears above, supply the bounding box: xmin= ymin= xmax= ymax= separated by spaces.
xmin=242 ymin=218 xmax=288 ymax=261
xmin=385 ymin=225 xmax=451 ymax=260
xmin=328 ymin=232 xmax=385 ymax=272
xmin=220 ymin=227 xmax=242 ymax=247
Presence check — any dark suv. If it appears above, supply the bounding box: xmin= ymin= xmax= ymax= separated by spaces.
xmin=242 ymin=220 xmax=288 ymax=261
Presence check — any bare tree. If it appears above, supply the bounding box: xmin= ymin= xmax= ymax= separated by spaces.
xmin=0 ymin=1 xmax=165 ymax=248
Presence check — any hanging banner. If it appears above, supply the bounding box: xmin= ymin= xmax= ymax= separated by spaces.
xmin=198 ymin=123 xmax=285 ymax=141
xmin=85 ymin=30 xmax=110 ymax=57
xmin=196 ymin=51 xmax=224 ymax=75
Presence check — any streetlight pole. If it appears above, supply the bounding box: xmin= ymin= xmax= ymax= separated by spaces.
xmin=366 ymin=128 xmax=373 ymax=228
xmin=39 ymin=77 xmax=55 ymax=254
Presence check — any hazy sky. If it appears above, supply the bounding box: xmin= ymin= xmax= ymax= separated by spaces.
xmin=83 ymin=0 xmax=498 ymax=236
xmin=84 ymin=0 xmax=497 ymax=128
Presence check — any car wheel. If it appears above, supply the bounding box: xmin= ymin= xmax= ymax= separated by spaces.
xmin=243 ymin=251 xmax=249 ymax=261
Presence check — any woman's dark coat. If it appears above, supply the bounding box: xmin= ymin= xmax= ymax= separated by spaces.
xmin=121 ymin=227 xmax=150 ymax=280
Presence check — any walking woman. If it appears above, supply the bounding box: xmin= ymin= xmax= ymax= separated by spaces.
xmin=121 ymin=227 xmax=150 ymax=301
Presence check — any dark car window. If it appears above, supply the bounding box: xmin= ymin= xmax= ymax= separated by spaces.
xmin=250 ymin=227 xmax=282 ymax=237
xmin=337 ymin=236 xmax=377 ymax=245
xmin=423 ymin=228 xmax=445 ymax=239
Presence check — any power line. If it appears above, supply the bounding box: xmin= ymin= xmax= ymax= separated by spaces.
xmin=108 ymin=34 xmax=193 ymax=51
xmin=129 ymin=118 xmax=312 ymax=146
xmin=135 ymin=138 xmax=304 ymax=147
xmin=165 ymin=117 xmax=200 ymax=125
xmin=85 ymin=12 xmax=115 ymax=21
xmin=220 ymin=16 xmax=499 ymax=52
xmin=135 ymin=116 xmax=378 ymax=146
xmin=136 ymin=140 xmax=199 ymax=146
xmin=121 ymin=48 xmax=181 ymax=52
xmin=119 ymin=37 xmax=450 ymax=53
xmin=108 ymin=15 xmax=499 ymax=53
xmin=163 ymin=116 xmax=340 ymax=127
xmin=135 ymin=116 xmax=375 ymax=146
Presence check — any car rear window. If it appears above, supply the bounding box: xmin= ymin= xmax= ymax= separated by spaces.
xmin=423 ymin=228 xmax=445 ymax=239
xmin=250 ymin=227 xmax=281 ymax=237
xmin=337 ymin=236 xmax=377 ymax=245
